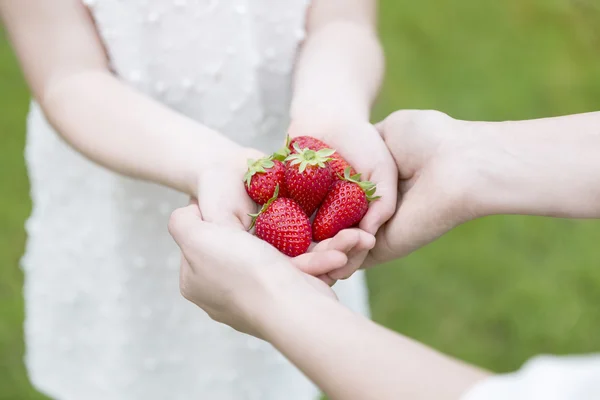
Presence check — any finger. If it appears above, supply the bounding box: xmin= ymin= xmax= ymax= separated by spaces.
xmin=367 ymin=181 xmax=457 ymax=265
xmin=327 ymin=231 xmax=374 ymax=280
xmin=317 ymin=274 xmax=337 ymax=287
xmin=307 ymin=230 xmax=374 ymax=278
xmin=168 ymin=204 xmax=204 ymax=244
xmin=196 ymin=172 xmax=253 ymax=229
xmin=359 ymin=167 xmax=398 ymax=235
xmin=310 ymin=228 xmax=362 ymax=254
xmin=292 ymin=250 xmax=348 ymax=276
xmin=327 ymin=232 xmax=375 ymax=280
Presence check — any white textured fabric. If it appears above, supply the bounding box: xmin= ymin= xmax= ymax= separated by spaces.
xmin=462 ymin=354 xmax=600 ymax=400
xmin=22 ymin=1 xmax=371 ymax=399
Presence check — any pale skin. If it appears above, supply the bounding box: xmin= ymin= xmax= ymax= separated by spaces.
xmin=169 ymin=204 xmax=489 ymax=400
xmin=289 ymin=0 xmax=397 ymax=283
xmin=366 ymin=109 xmax=600 ymax=265
xmin=0 ymin=0 xmax=391 ymax=273
xmin=171 ymin=109 xmax=600 ymax=399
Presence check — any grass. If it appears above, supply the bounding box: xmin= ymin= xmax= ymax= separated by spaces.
xmin=1 ymin=0 xmax=600 ymax=398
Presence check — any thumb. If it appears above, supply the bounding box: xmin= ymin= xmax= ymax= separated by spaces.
xmin=197 ymin=173 xmax=254 ymax=230
xmin=359 ymin=168 xmax=398 ymax=235
xmin=168 ymin=203 xmax=205 ymax=247
xmin=365 ymin=182 xmax=457 ymax=266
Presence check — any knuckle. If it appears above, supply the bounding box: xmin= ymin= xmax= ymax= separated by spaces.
xmin=167 ymin=208 xmax=185 ymax=235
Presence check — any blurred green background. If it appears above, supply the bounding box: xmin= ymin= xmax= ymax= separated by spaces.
xmin=1 ymin=0 xmax=600 ymax=398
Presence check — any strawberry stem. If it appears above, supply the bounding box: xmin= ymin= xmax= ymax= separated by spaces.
xmin=342 ymin=167 xmax=381 ymax=202
xmin=244 ymin=156 xmax=276 ymax=188
xmin=247 ymin=185 xmax=280 ymax=230
xmin=272 ymin=135 xmax=292 ymax=161
xmin=285 ymin=145 xmax=336 ymax=173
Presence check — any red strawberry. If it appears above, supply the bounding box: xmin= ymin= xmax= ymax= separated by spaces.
xmin=289 ymin=136 xmax=356 ymax=179
xmin=284 ymin=144 xmax=335 ymax=216
xmin=244 ymin=157 xmax=288 ymax=204
xmin=251 ymin=186 xmax=311 ymax=257
xmin=312 ymin=168 xmax=379 ymax=242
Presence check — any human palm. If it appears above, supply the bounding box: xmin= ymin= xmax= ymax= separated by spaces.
xmin=195 ymin=146 xmax=376 ymax=281
xmin=288 ymin=120 xmax=398 ymax=281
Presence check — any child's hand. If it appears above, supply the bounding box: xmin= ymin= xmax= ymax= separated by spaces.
xmin=194 ymin=146 xmax=264 ymax=229
xmin=193 ymin=146 xmax=376 ymax=284
xmin=288 ymin=119 xmax=398 ymax=282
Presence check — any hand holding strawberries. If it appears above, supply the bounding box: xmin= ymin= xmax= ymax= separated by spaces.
xmin=288 ymin=121 xmax=398 ymax=236
xmin=244 ymin=131 xmax=385 ymax=284
xmin=169 ymin=201 xmax=340 ymax=338
xmin=194 ymin=143 xmax=374 ymax=280
xmin=196 ymin=146 xmax=264 ymax=230
xmin=284 ymin=120 xmax=398 ymax=281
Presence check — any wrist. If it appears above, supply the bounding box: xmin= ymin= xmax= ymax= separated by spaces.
xmin=460 ymin=120 xmax=544 ymax=218
xmin=288 ymin=114 xmax=371 ymax=142
xmin=243 ymin=276 xmax=336 ymax=342
xmin=289 ymin=96 xmax=371 ymax=137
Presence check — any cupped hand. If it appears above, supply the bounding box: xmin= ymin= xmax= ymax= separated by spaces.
xmin=168 ymin=202 xmax=339 ymax=338
xmin=195 ymin=146 xmax=263 ymax=229
xmin=288 ymin=119 xmax=397 ymax=281
xmin=365 ymin=110 xmax=485 ymax=266
xmin=194 ymin=145 xmax=376 ymax=281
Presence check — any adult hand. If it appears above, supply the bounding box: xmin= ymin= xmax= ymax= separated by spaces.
xmin=366 ymin=110 xmax=486 ymax=266
xmin=168 ymin=202 xmax=340 ymax=338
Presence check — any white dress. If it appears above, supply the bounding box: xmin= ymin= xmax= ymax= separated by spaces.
xmin=22 ymin=1 xmax=370 ymax=399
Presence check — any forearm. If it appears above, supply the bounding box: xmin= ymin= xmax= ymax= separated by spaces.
xmin=259 ymin=293 xmax=488 ymax=400
xmin=468 ymin=112 xmax=600 ymax=218
xmin=41 ymin=70 xmax=242 ymax=195
xmin=290 ymin=2 xmax=384 ymax=130
xmin=1 ymin=0 xmax=243 ymax=197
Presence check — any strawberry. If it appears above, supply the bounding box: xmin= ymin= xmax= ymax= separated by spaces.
xmin=250 ymin=186 xmax=312 ymax=257
xmin=312 ymin=168 xmax=380 ymax=242
xmin=289 ymin=136 xmax=356 ymax=179
xmin=244 ymin=156 xmax=288 ymax=205
xmin=284 ymin=144 xmax=335 ymax=217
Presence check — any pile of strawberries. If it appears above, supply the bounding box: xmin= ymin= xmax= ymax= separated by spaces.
xmin=244 ymin=136 xmax=379 ymax=257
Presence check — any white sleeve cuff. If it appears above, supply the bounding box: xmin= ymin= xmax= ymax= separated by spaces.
xmin=461 ymin=353 xmax=600 ymax=400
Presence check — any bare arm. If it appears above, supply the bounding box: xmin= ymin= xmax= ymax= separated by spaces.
xmin=0 ymin=0 xmax=243 ymax=196
xmin=257 ymin=288 xmax=489 ymax=400
xmin=290 ymin=0 xmax=384 ymax=125
xmin=470 ymin=112 xmax=600 ymax=218
xmin=365 ymin=110 xmax=600 ymax=264
xmin=286 ymin=0 xmax=397 ymax=281
xmin=167 ymin=204 xmax=490 ymax=400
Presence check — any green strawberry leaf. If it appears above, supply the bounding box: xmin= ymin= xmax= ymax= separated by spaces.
xmin=273 ymin=136 xmax=291 ymax=161
xmin=247 ymin=184 xmax=280 ymax=230
xmin=244 ymin=156 xmax=276 ymax=188
xmin=316 ymin=148 xmax=336 ymax=158
xmin=340 ymin=166 xmax=380 ymax=202
xmin=285 ymin=146 xmax=334 ymax=173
